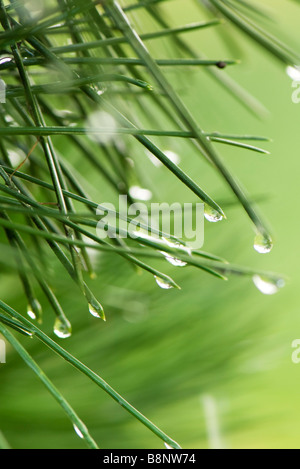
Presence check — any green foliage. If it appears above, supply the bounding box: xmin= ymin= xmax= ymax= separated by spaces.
xmin=0 ymin=0 xmax=298 ymax=449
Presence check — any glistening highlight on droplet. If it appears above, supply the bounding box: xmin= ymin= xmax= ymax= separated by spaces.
xmin=129 ymin=185 xmax=152 ymax=201
xmin=88 ymin=300 xmax=106 ymax=321
xmin=164 ymin=150 xmax=180 ymax=165
xmin=161 ymin=251 xmax=187 ymax=267
xmin=252 ymin=275 xmax=285 ymax=295
xmin=254 ymin=233 xmax=273 ymax=254
xmin=85 ymin=110 xmax=117 ymax=144
xmin=73 ymin=423 xmax=85 ymax=440
xmin=204 ymin=204 xmax=224 ymax=223
xmin=53 ymin=317 xmax=72 ymax=339
xmin=27 ymin=307 xmax=36 ymax=321
xmin=27 ymin=299 xmax=42 ymax=323
xmin=286 ymin=65 xmax=300 ymax=81
xmin=164 ymin=442 xmax=174 ymax=449
xmin=154 ymin=276 xmax=174 ymax=290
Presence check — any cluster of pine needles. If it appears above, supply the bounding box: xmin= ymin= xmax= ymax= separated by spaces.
xmin=0 ymin=0 xmax=298 ymax=449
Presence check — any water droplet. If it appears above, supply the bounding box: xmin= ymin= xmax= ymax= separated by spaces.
xmin=146 ymin=149 xmax=162 ymax=167
xmin=27 ymin=299 xmax=42 ymax=323
xmin=204 ymin=205 xmax=223 ymax=223
xmin=164 ymin=442 xmax=174 ymax=449
xmin=53 ymin=318 xmax=72 ymax=339
xmin=8 ymin=149 xmax=26 ymax=167
xmin=161 ymin=251 xmax=187 ymax=267
xmin=286 ymin=65 xmax=300 ymax=81
xmin=154 ymin=276 xmax=173 ymax=290
xmin=89 ymin=304 xmax=100 ymax=318
xmin=125 ymin=157 xmax=135 ymax=168
xmin=85 ymin=111 xmax=117 ymax=144
xmin=96 ymin=85 xmax=106 ymax=96
xmin=252 ymin=275 xmax=285 ymax=295
xmin=164 ymin=150 xmax=180 ymax=165
xmin=4 ymin=115 xmax=13 ymax=124
xmin=27 ymin=308 xmax=36 ymax=321
xmin=254 ymin=233 xmax=273 ymax=254
xmin=89 ymin=301 xmax=106 ymax=321
xmin=145 ymin=149 xmax=180 ymax=167
xmin=129 ymin=185 xmax=152 ymax=201
xmin=73 ymin=424 xmax=85 ymax=439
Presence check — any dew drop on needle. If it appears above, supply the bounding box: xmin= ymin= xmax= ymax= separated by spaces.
xmin=53 ymin=317 xmax=72 ymax=339
xmin=253 ymin=275 xmax=285 ymax=295
xmin=164 ymin=442 xmax=174 ymax=449
xmin=88 ymin=301 xmax=106 ymax=321
xmin=89 ymin=304 xmax=101 ymax=318
xmin=286 ymin=65 xmax=300 ymax=81
xmin=27 ymin=299 xmax=42 ymax=323
xmin=27 ymin=307 xmax=36 ymax=321
xmin=73 ymin=424 xmax=85 ymax=440
xmin=129 ymin=185 xmax=152 ymax=201
xmin=254 ymin=233 xmax=273 ymax=254
xmin=204 ymin=204 xmax=224 ymax=223
xmin=154 ymin=276 xmax=173 ymax=290
xmin=161 ymin=251 xmax=187 ymax=267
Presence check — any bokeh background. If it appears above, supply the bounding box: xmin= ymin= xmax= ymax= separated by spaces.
xmin=0 ymin=0 xmax=300 ymax=449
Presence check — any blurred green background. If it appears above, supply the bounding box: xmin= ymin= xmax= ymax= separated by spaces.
xmin=0 ymin=0 xmax=300 ymax=449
